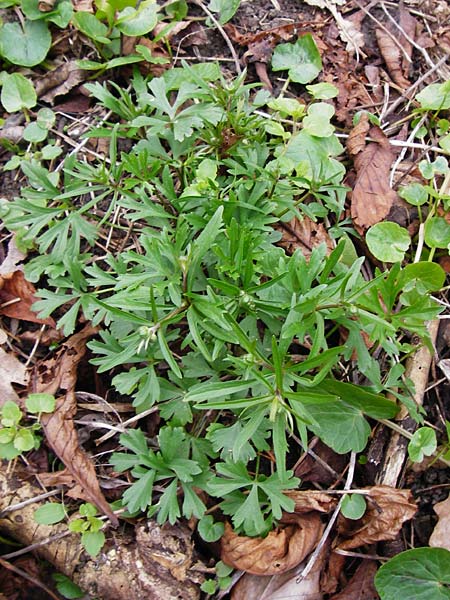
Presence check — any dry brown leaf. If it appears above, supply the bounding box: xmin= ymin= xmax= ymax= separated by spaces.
xmin=232 ymin=550 xmax=325 ymax=600
xmin=375 ymin=6 xmax=417 ymax=90
xmin=277 ymin=216 xmax=334 ymax=259
xmin=0 ymin=271 xmax=56 ymax=326
xmin=329 ymin=560 xmax=378 ymax=600
xmin=336 ymin=486 xmax=416 ymax=551
xmin=347 ymin=113 xmax=397 ymax=230
xmin=429 ymin=494 xmax=450 ymax=551
xmin=34 ymin=61 xmax=88 ymax=104
xmin=284 ymin=490 xmax=338 ymax=513
xmin=35 ymin=325 xmax=118 ymax=526
xmin=294 ymin=440 xmax=347 ymax=484
xmin=0 ymin=347 xmax=28 ymax=406
xmin=221 ymin=514 xmax=323 ymax=575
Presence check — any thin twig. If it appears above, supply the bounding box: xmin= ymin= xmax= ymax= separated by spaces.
xmin=296 ymin=452 xmax=357 ymax=583
xmin=0 ymin=555 xmax=61 ymax=600
xmin=190 ymin=0 xmax=242 ymax=74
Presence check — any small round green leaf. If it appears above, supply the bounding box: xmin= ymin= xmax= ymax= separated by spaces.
xmin=366 ymin=222 xmax=410 ymax=262
xmin=272 ymin=34 xmax=322 ymax=84
xmin=341 ymin=493 xmax=366 ymax=520
xmin=398 ymin=183 xmax=428 ymax=206
xmin=1 ymin=401 xmax=22 ymax=427
xmin=375 ymin=547 xmax=450 ymax=600
xmin=424 ymin=217 xmax=450 ymax=249
xmin=34 ymin=502 xmax=66 ymax=525
xmin=0 ymin=20 xmax=51 ymax=67
xmin=115 ymin=0 xmax=158 ymax=36
xmin=303 ymin=102 xmax=335 ymax=137
xmin=306 ymin=82 xmax=338 ymax=99
xmin=399 ymin=262 xmax=445 ymax=292
xmin=37 ymin=107 xmax=56 ymax=130
xmin=419 ymin=157 xmax=449 ymax=179
xmin=52 ymin=574 xmax=84 ymax=599
xmin=0 ymin=428 xmax=15 ymax=444
xmin=23 ymin=121 xmax=48 ymax=143
xmin=81 ymin=530 xmax=105 ymax=558
xmin=408 ymin=427 xmax=437 ymax=463
xmin=26 ymin=393 xmax=56 ymax=414
xmin=41 ymin=144 xmax=63 ymax=160
xmin=72 ymin=12 xmax=110 ymax=44
xmin=416 ymin=81 xmax=450 ymax=111
xmin=13 ymin=428 xmax=35 ymax=452
xmin=0 ymin=73 xmax=37 ymax=113
xmin=198 ymin=515 xmax=225 ymax=542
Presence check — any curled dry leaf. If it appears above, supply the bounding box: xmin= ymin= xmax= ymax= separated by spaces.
xmin=429 ymin=494 xmax=450 ymax=551
xmin=329 ymin=560 xmax=378 ymax=600
xmin=35 ymin=60 xmax=88 ymax=104
xmin=35 ymin=325 xmax=119 ymax=526
xmin=277 ymin=216 xmax=334 ymax=259
xmin=375 ymin=5 xmax=417 ymax=90
xmin=232 ymin=548 xmax=325 ymax=600
xmin=283 ymin=490 xmax=338 ymax=513
xmin=221 ymin=513 xmax=323 ymax=575
xmin=0 ymin=347 xmax=28 ymax=406
xmin=0 ymin=271 xmax=56 ymax=326
xmin=336 ymin=485 xmax=416 ymax=551
xmin=347 ymin=113 xmax=397 ymax=230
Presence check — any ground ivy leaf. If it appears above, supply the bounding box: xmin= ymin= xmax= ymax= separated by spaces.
xmin=272 ymin=34 xmax=322 ymax=84
xmin=0 ymin=20 xmax=51 ymax=66
xmin=375 ymin=548 xmax=450 ymax=600
xmin=341 ymin=493 xmax=366 ymax=520
xmin=34 ymin=502 xmax=66 ymax=525
xmin=366 ymin=222 xmax=410 ymax=262
xmin=0 ymin=72 xmax=37 ymax=113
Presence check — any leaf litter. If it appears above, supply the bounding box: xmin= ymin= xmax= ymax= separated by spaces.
xmin=0 ymin=0 xmax=449 ymax=598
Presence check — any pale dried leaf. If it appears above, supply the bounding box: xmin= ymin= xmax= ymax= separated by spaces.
xmin=348 ymin=114 xmax=397 ymax=229
xmin=0 ymin=236 xmax=26 ymax=276
xmin=232 ymin=551 xmax=325 ymax=600
xmin=329 ymin=560 xmax=378 ymax=599
xmin=36 ymin=325 xmax=118 ymax=526
xmin=0 ymin=348 xmax=28 ymax=406
xmin=222 ymin=514 xmax=323 ymax=575
xmin=337 ymin=486 xmax=416 ymax=550
xmin=429 ymin=495 xmax=450 ymax=551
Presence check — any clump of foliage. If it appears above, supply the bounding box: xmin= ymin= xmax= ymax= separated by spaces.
xmin=2 ymin=64 xmax=444 ymax=541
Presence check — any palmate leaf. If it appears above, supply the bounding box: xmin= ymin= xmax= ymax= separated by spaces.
xmin=120 ymin=469 xmax=155 ymax=513
xmin=232 ymin=484 xmax=266 ymax=533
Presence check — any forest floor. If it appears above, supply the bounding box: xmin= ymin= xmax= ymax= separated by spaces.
xmin=0 ymin=0 xmax=450 ymax=599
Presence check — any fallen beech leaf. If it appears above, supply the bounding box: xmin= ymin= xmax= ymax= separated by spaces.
xmin=429 ymin=494 xmax=450 ymax=550
xmin=0 ymin=271 xmax=56 ymax=326
xmin=221 ymin=513 xmax=323 ymax=575
xmin=329 ymin=560 xmax=378 ymax=599
xmin=277 ymin=216 xmax=334 ymax=258
xmin=337 ymin=486 xmax=416 ymax=550
xmin=0 ymin=347 xmax=28 ymax=406
xmin=347 ymin=113 xmax=397 ymax=230
xmin=375 ymin=29 xmax=410 ymax=89
xmin=36 ymin=325 xmax=119 ymax=526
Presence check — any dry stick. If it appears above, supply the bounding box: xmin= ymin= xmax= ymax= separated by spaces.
xmin=296 ymin=452 xmax=357 ymax=584
xmin=376 ymin=319 xmax=440 ymax=487
xmin=189 ymin=0 xmax=242 ymax=75
xmin=0 ymin=556 xmax=61 ymax=600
